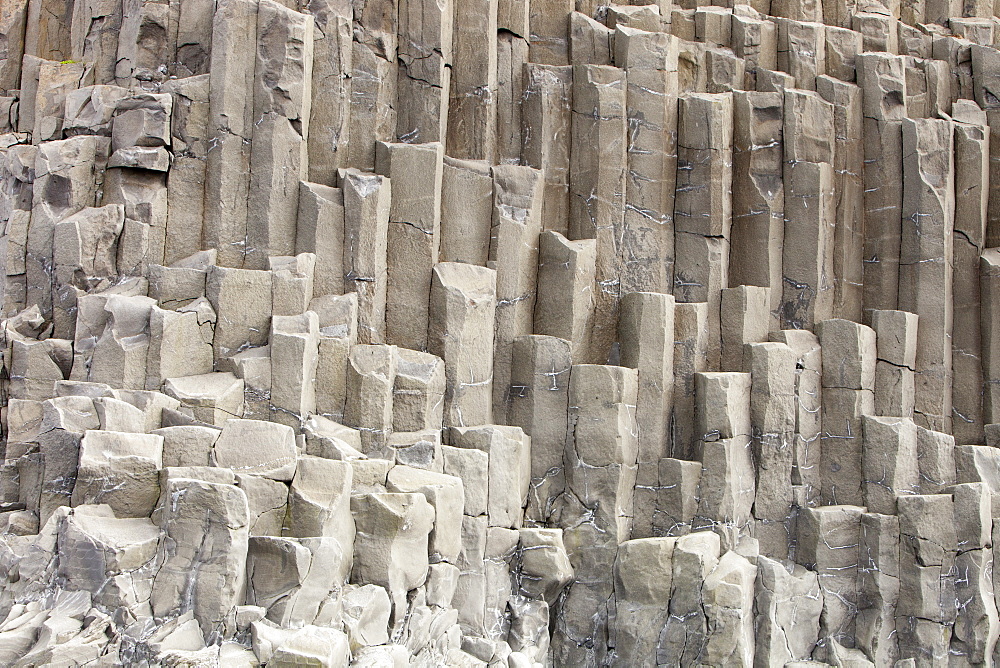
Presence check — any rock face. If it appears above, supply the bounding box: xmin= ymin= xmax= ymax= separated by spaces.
xmin=3 ymin=0 xmax=1000 ymax=666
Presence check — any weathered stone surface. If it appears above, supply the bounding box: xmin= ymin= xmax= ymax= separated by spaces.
xmin=490 ymin=164 xmax=543 ymax=418
xmin=151 ymin=478 xmax=250 ymax=639
xmin=619 ymin=291 xmax=674 ymax=538
xmin=797 ymin=504 xmax=863 ymax=649
xmin=386 ymin=464 xmax=463 ymax=562
xmin=428 ymin=262 xmax=496 ymax=430
xmin=450 ymin=425 xmax=530 ymax=529
xmin=376 ymin=141 xmax=443 ymax=352
xmin=8 ymin=2 xmax=1000 ymax=663
xmin=551 ymin=364 xmax=637 ymax=665
xmin=755 ymin=556 xmax=822 ymax=665
xmin=351 ymin=492 xmax=434 ymax=619
xmin=71 ymin=430 xmax=162 ymax=517
xmin=899 ymin=117 xmax=955 ymax=433
xmin=612 ymin=536 xmax=675 ymax=664
xmin=213 ymin=419 xmax=297 ymax=481
xmin=342 ymin=169 xmax=390 ymax=345
xmin=521 ymin=64 xmax=572 ymax=235
xmin=344 ymin=344 xmax=396 ymax=458
xmin=163 ymin=372 xmax=244 ymax=427
xmin=246 ymin=536 xmax=348 ymax=628
xmin=285 ymin=456 xmax=354 ymax=561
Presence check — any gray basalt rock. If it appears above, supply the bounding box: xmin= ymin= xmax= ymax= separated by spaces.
xmin=5 ymin=1 xmax=1000 ymax=664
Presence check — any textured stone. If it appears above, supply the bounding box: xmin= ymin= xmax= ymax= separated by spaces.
xmin=5 ymin=2 xmax=999 ymax=663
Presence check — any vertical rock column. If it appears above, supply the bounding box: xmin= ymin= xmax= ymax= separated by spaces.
xmin=671 ymin=301 xmax=709 ymax=461
xmin=781 ymin=88 xmax=835 ymax=330
xmin=162 ymin=74 xmax=210 ymax=266
xmin=972 ymin=45 xmax=1000 ymax=247
xmin=797 ymin=504 xmax=864 ymax=652
xmin=817 ymin=76 xmax=864 ymax=322
xmin=898 ymin=117 xmax=954 ymax=433
xmin=439 ymin=156 xmax=493 ymax=265
xmin=0 ymin=0 xmax=29 ymax=93
xmin=313 ymin=293 xmax=357 ymax=423
xmin=952 ymin=116 xmax=989 ymax=443
xmin=720 ymin=285 xmax=772 ymax=372
xmin=533 ymin=230 xmax=596 ymax=364
xmin=496 ymin=10 xmax=528 ymax=163
xmin=1 ymin=145 xmax=35 ymax=314
xmin=896 ymin=494 xmax=957 ymax=663
xmin=245 ymin=0 xmax=313 ymax=270
xmin=428 ymin=262 xmax=497 ymax=431
xmin=859 ymin=52 xmax=907 ymax=319
xmin=204 ymin=0 xmax=257 ymax=268
xmin=818 ymin=319 xmax=876 ymax=506
xmin=396 ymin=0 xmax=452 ymax=145
xmin=507 ymin=335 xmax=571 ymax=524
xmin=206 ymin=264 xmax=272 ymax=362
xmin=347 ymin=0 xmax=398 ymax=171
xmin=982 ymin=248 xmax=1000 ymax=425
xmin=776 ymin=18 xmax=825 ymax=88
xmin=345 ymin=343 xmax=396 ymax=458
xmin=949 ymin=482 xmax=998 ymax=664
xmin=114 ymin=0 xmax=175 ymax=88
xmin=568 ymin=64 xmax=627 ymax=364
xmin=857 ymin=511 xmax=901 ymax=665
xmin=28 ymin=136 xmax=108 ymax=320
xmin=490 ymin=165 xmax=543 ymax=419
xmin=296 ymin=182 xmax=344 ymax=297
xmin=447 ymin=0 xmax=497 ymax=162
xmin=729 ymin=90 xmax=783 ymax=320
xmin=673 ymin=92 xmax=733 ymax=369
xmin=527 ymin=0 xmax=572 ymax=66
xmin=755 ymin=555 xmax=823 ymax=665
xmin=657 ymin=531 xmax=722 ymax=664
xmin=151 ymin=478 xmax=250 ymax=641
xmin=871 ymin=309 xmax=918 ymax=418
xmin=69 ymin=0 xmax=122 ymax=88
xmin=861 ymin=416 xmax=919 ymax=515
xmin=376 ymin=141 xmax=443 ymax=352
xmin=171 ymin=0 xmax=215 ymax=78
xmin=303 ymin=0 xmax=352 ymax=184
xmin=552 ymin=363 xmax=638 ymax=666
xmin=692 ymin=372 xmax=755 ymax=551
xmin=615 ymin=26 xmax=679 ymax=296
xmin=745 ymin=341 xmax=796 ymax=559
xmin=521 ymin=64 xmax=572 ymax=236
xmin=270 ymin=311 xmax=320 ymax=428
xmin=770 ymin=329 xmax=824 ymax=505
xmin=612 ymin=537 xmax=676 ymax=664
xmin=103 ymin=92 xmax=171 ymax=281
xmin=618 ymin=291 xmax=674 ymax=539
xmin=342 ymin=169 xmax=390 ymax=345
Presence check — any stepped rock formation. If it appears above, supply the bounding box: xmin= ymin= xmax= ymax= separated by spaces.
xmin=8 ymin=0 xmax=1000 ymax=665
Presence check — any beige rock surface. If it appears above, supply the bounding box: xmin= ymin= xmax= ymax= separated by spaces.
xmin=2 ymin=2 xmax=999 ymax=665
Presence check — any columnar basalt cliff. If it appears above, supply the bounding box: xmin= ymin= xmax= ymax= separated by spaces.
xmin=3 ymin=0 xmax=1000 ymax=665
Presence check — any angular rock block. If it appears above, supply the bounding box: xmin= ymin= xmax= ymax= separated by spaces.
xmin=285 ymin=456 xmax=354 ymax=561
xmin=71 ymin=430 xmax=163 ymax=518
xmin=163 ymin=372 xmax=244 ymax=426
xmin=428 ymin=263 xmax=496 ymax=430
xmin=450 ymin=426 xmax=530 ymax=529
xmin=151 ymin=478 xmax=250 ymax=640
xmin=246 ymin=536 xmax=349 ymax=628
xmin=350 ymin=492 xmax=434 ymax=620
xmin=212 ymin=419 xmax=297 ymax=481
xmin=506 ymin=335 xmax=570 ymax=523
xmin=386 ymin=465 xmax=464 ymax=563
xmin=344 ymin=344 xmax=396 ymax=458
